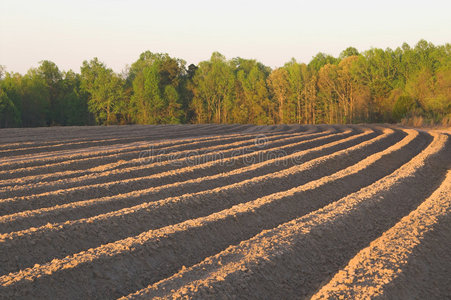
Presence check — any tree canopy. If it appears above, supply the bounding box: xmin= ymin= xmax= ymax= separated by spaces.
xmin=1 ymin=40 xmax=450 ymax=128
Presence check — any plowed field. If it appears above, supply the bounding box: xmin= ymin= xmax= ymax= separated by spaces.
xmin=0 ymin=124 xmax=450 ymax=299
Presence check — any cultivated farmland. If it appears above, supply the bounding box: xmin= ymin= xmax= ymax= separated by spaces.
xmin=0 ymin=124 xmax=450 ymax=299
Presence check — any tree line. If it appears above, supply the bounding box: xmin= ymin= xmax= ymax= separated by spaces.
xmin=1 ymin=40 xmax=450 ymax=128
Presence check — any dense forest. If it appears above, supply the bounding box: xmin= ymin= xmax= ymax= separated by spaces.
xmin=1 ymin=40 xmax=450 ymax=128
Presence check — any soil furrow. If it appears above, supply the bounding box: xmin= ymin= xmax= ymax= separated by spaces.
xmin=0 ymin=126 xmax=366 ymax=229
xmin=0 ymin=132 xmax=248 ymax=176
xmin=311 ymin=170 xmax=451 ymax=300
xmin=0 ymin=124 xmax=259 ymax=168
xmin=117 ymin=132 xmax=448 ymax=300
xmin=0 ymin=124 xmax=244 ymax=146
xmin=0 ymin=127 xmax=312 ymax=186
xmin=0 ymin=126 xmax=344 ymax=214
xmin=0 ymin=128 xmax=441 ymax=300
xmin=0 ymin=124 xmax=239 ymax=157
xmin=0 ymin=127 xmax=408 ymax=274
xmin=1 ymin=125 xmax=447 ymax=300
xmin=0 ymin=127 xmax=295 ymax=178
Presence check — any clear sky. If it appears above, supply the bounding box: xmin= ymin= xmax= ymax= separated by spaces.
xmin=1 ymin=0 xmax=450 ymax=74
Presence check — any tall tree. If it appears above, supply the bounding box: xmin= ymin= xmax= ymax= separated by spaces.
xmin=233 ymin=58 xmax=273 ymax=124
xmin=80 ymin=58 xmax=123 ymax=125
xmin=190 ymin=52 xmax=234 ymax=123
xmin=129 ymin=51 xmax=185 ymax=124
xmin=267 ymin=67 xmax=290 ymax=123
xmin=0 ymin=72 xmax=23 ymax=127
xmin=36 ymin=60 xmax=64 ymax=125
xmin=0 ymin=88 xmax=20 ymax=127
xmin=339 ymin=47 xmax=359 ymax=59
xmin=60 ymin=70 xmax=92 ymax=125
xmin=21 ymin=70 xmax=51 ymax=127
xmin=308 ymin=52 xmax=338 ymax=72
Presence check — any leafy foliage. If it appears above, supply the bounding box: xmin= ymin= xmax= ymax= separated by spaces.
xmin=1 ymin=40 xmax=450 ymax=128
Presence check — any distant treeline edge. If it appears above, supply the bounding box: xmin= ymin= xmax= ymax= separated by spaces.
xmin=1 ymin=40 xmax=450 ymax=128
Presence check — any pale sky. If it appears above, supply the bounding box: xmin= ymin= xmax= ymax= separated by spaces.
xmin=1 ymin=0 xmax=450 ymax=74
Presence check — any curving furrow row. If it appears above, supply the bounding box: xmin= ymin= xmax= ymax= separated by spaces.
xmin=0 ymin=126 xmax=315 ymax=187
xmin=0 ymin=124 xmax=233 ymax=157
xmin=119 ymin=130 xmax=449 ymax=300
xmin=0 ymin=125 xmax=388 ymax=272
xmin=0 ymin=126 xmax=371 ymax=229
xmin=0 ymin=124 xmax=273 ymax=170
xmin=0 ymin=125 xmax=449 ymax=299
xmin=0 ymin=125 xmax=324 ymax=193
xmin=0 ymin=126 xmax=345 ymax=217
xmin=0 ymin=124 xmax=250 ymax=156
xmin=311 ymin=169 xmax=451 ymax=299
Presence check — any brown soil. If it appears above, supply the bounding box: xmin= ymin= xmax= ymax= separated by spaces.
xmin=0 ymin=124 xmax=449 ymax=299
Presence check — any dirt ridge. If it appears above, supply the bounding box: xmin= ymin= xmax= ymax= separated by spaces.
xmin=0 ymin=124 xmax=449 ymax=299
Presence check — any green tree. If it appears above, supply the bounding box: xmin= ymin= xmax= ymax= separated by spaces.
xmin=232 ymin=58 xmax=273 ymax=124
xmin=190 ymin=52 xmax=234 ymax=123
xmin=284 ymin=59 xmax=310 ymax=123
xmin=339 ymin=47 xmax=359 ymax=59
xmin=129 ymin=51 xmax=185 ymax=124
xmin=392 ymin=95 xmax=419 ymax=121
xmin=80 ymin=58 xmax=124 ymax=125
xmin=164 ymin=85 xmax=182 ymax=123
xmin=267 ymin=67 xmax=290 ymax=123
xmin=60 ymin=70 xmax=92 ymax=125
xmin=0 ymin=72 xmax=23 ymax=127
xmin=14 ymin=69 xmax=52 ymax=127
xmin=308 ymin=52 xmax=338 ymax=72
xmin=36 ymin=60 xmax=64 ymax=125
xmin=0 ymin=88 xmax=20 ymax=127
xmin=351 ymin=48 xmax=399 ymax=121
